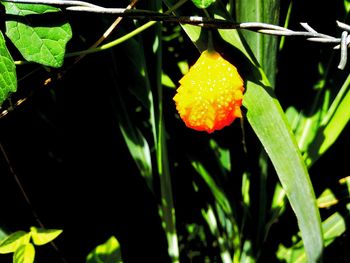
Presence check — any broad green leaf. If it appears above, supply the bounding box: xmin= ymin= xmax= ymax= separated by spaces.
xmin=30 ymin=227 xmax=62 ymax=246
xmin=265 ymin=183 xmax=286 ymax=236
xmin=86 ymin=236 xmax=123 ymax=263
xmin=13 ymin=243 xmax=35 ymax=263
xmin=168 ymin=4 xmax=324 ymax=262
xmin=277 ymin=211 xmax=348 ymax=263
xmin=218 ymin=8 xmax=323 ymax=263
xmin=0 ymin=231 xmax=30 ymax=254
xmin=236 ymin=0 xmax=280 ymax=87
xmin=0 ymin=31 xmax=17 ymax=106
xmin=3 ymin=2 xmax=72 ymax=67
xmin=191 ymin=0 xmax=215 ymax=9
xmin=163 ymin=1 xmax=323 ymax=261
xmin=243 ymin=80 xmax=323 ymax=263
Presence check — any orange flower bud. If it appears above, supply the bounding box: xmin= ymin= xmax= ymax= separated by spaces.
xmin=173 ymin=50 xmax=244 ymax=133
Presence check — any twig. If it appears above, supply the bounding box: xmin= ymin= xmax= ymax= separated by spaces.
xmin=72 ymin=0 xmax=138 ymax=64
xmin=0 ymin=142 xmax=68 ymax=263
xmin=2 ymin=0 xmax=349 ymax=68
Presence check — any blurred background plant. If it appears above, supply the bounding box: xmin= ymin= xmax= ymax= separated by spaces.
xmin=0 ymin=0 xmax=349 ymax=262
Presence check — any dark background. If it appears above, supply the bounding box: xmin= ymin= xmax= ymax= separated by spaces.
xmin=1 ymin=0 xmax=349 ymax=262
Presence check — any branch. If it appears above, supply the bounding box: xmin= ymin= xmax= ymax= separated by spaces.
xmin=2 ymin=0 xmax=349 ymax=69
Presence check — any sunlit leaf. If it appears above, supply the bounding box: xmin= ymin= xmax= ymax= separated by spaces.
xmin=305 ymin=73 xmax=350 ymax=166
xmin=192 ymin=160 xmax=241 ymax=262
xmin=209 ymin=139 xmax=231 ymax=172
xmin=86 ymin=236 xmax=123 ymax=263
xmin=0 ymin=231 xmax=30 ymax=254
xmin=168 ymin=2 xmax=324 ymax=261
xmin=13 ymin=243 xmax=35 ymax=263
xmin=3 ymin=2 xmax=72 ymax=67
xmin=109 ymin=34 xmax=154 ymax=192
xmin=30 ymin=227 xmax=62 ymax=246
xmin=161 ymin=72 xmax=176 ymax=88
xmin=277 ymin=210 xmax=348 ymax=263
xmin=0 ymin=31 xmax=17 ymax=106
xmin=192 ymin=161 xmax=232 ymax=215
xmin=201 ymin=205 xmax=233 ymax=263
xmin=0 ymin=229 xmax=7 ymax=242
xmin=191 ymin=0 xmax=215 ymax=9
xmin=344 ymin=0 xmax=350 ymax=13
xmin=119 ymin=123 xmax=153 ymax=189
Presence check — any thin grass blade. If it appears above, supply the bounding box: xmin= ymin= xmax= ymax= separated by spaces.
xmin=305 ymin=73 xmax=350 ymax=166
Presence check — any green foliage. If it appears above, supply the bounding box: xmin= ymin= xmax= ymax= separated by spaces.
xmin=1 ymin=0 xmax=350 ymax=263
xmin=13 ymin=243 xmax=35 ymax=263
xmin=0 ymin=1 xmax=71 ymax=105
xmin=30 ymin=227 xmax=62 ymax=246
xmin=176 ymin=2 xmax=323 ymax=261
xmin=86 ymin=236 xmax=123 ymax=263
xmin=304 ymin=73 xmax=350 ymax=165
xmin=0 ymin=231 xmax=30 ymax=254
xmin=0 ymin=31 xmax=17 ymax=106
xmin=235 ymin=0 xmax=280 ymax=87
xmin=3 ymin=2 xmax=72 ymax=68
xmin=0 ymin=227 xmax=62 ymax=263
xmin=191 ymin=0 xmax=216 ymax=9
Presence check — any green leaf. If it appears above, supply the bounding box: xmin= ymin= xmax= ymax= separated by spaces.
xmin=192 ymin=161 xmax=232 ymax=215
xmin=322 ymin=211 xmax=348 ymax=247
xmin=0 ymin=31 xmax=17 ymax=106
xmin=243 ymin=79 xmax=323 ymax=263
xmin=149 ymin=1 xmax=180 ymax=260
xmin=235 ymin=0 xmax=280 ymax=87
xmin=209 ymin=139 xmax=231 ymax=172
xmin=109 ymin=38 xmax=154 ymax=192
xmin=161 ymin=72 xmax=176 ymax=88
xmin=344 ymin=0 xmax=350 ymax=13
xmin=3 ymin=2 xmax=72 ymax=67
xmin=164 ymin=1 xmax=323 ymax=262
xmin=0 ymin=229 xmax=7 ymax=242
xmin=217 ymin=10 xmax=323 ymax=263
xmin=13 ymin=243 xmax=35 ymax=263
xmin=118 ymin=122 xmax=153 ymax=189
xmin=277 ymin=211 xmax=348 ymax=263
xmin=191 ymin=0 xmax=216 ymax=9
xmin=201 ymin=205 xmax=233 ymax=263
xmin=305 ymin=73 xmax=350 ymax=166
xmin=30 ymin=227 xmax=62 ymax=246
xmin=0 ymin=231 xmax=30 ymax=254
xmin=176 ymin=6 xmax=323 ymax=263
xmin=192 ymin=160 xmax=241 ymax=262
xmin=86 ymin=236 xmax=123 ymax=263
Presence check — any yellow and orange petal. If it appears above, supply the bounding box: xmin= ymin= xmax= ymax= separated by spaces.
xmin=173 ymin=50 xmax=244 ymax=133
